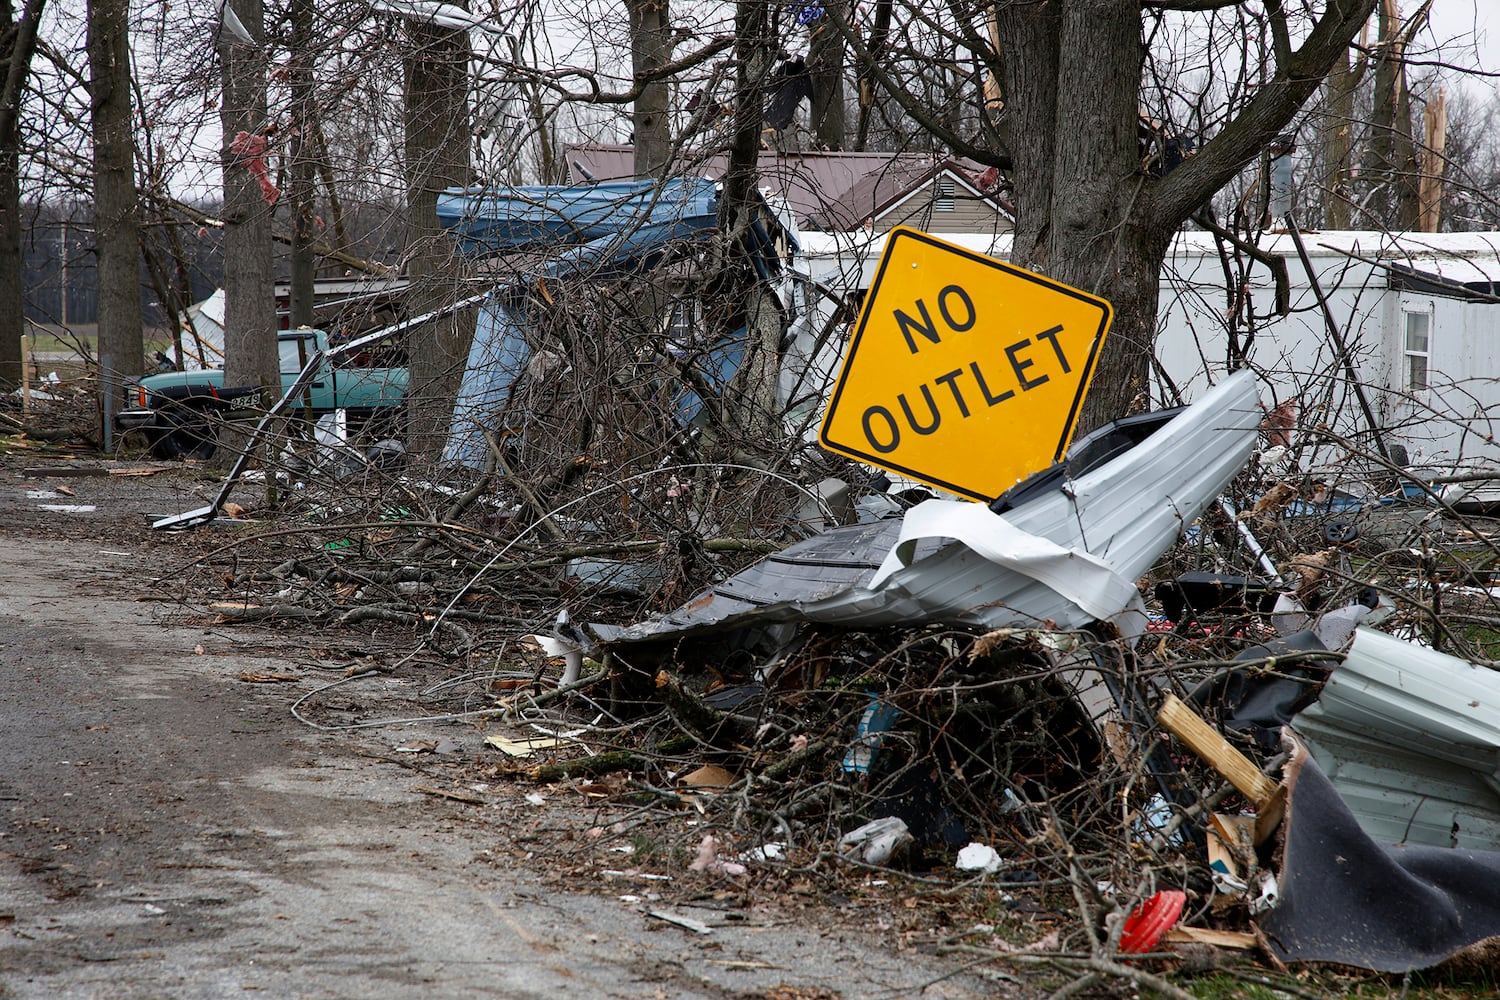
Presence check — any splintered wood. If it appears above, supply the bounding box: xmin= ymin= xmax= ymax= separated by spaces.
xmin=1156 ymin=693 xmax=1285 ymax=841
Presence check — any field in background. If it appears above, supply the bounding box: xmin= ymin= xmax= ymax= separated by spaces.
xmin=23 ymin=323 xmax=175 ymax=384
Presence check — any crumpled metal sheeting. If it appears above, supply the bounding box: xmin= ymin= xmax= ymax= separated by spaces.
xmin=1294 ymin=626 xmax=1500 ymax=850
xmin=595 ymin=370 xmax=1262 ymax=645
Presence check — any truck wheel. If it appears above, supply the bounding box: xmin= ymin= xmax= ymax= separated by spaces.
xmin=152 ymin=410 xmax=218 ymax=460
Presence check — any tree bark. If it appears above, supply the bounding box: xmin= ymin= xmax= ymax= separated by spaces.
xmin=1321 ymin=45 xmax=1361 ymax=230
xmin=219 ymin=0 xmax=277 ymax=411
xmin=288 ymin=0 xmax=315 ymax=329
xmin=402 ymin=9 xmax=474 ymax=458
xmin=88 ymin=0 xmax=145 ymax=420
xmin=853 ymin=0 xmax=891 ymax=151
xmin=627 ymin=0 xmax=673 ymax=178
xmin=718 ymin=0 xmax=781 ymax=448
xmin=1417 ymin=88 xmax=1446 ymax=233
xmin=806 ymin=1 xmax=848 ymax=149
xmin=0 ymin=0 xmax=45 ymax=391
xmin=986 ymin=0 xmax=1377 ymax=431
xmin=1362 ymin=0 xmax=1420 ymax=229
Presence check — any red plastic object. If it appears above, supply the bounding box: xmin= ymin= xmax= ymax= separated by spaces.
xmin=1119 ymin=889 xmax=1187 ymax=954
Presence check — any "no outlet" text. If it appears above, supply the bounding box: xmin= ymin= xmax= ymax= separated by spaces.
xmin=860 ymin=283 xmax=1072 ymax=454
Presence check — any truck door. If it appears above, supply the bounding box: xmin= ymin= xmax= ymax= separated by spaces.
xmin=279 ymin=333 xmax=336 ymax=412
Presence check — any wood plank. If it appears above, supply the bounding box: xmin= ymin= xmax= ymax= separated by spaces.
xmin=1163 ymin=926 xmax=1258 ymax=950
xmin=1157 ymin=693 xmax=1278 ymax=805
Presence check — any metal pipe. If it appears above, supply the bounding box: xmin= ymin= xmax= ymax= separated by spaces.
xmin=153 ymin=291 xmax=491 ymax=530
xmin=1219 ymin=496 xmax=1284 ymax=587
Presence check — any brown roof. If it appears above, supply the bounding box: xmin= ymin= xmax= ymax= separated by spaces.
xmin=564 ymin=144 xmax=945 ymax=230
xmin=806 ymin=158 xmax=1012 ymax=230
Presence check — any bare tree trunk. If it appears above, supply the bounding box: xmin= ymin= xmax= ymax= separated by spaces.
xmin=220 ymin=0 xmax=277 ymax=407
xmin=1045 ymin=0 xmax=1154 ymax=430
xmin=1321 ymin=45 xmax=1361 ymax=230
xmin=88 ymin=0 xmax=145 ymax=426
xmin=0 ymin=0 xmax=45 ymax=391
xmin=1418 ymin=88 xmax=1447 ymax=233
xmin=807 ymin=1 xmax=847 ymax=149
xmin=516 ymin=34 xmax=562 ymax=184
xmin=288 ymin=0 xmax=315 ymax=328
xmin=1389 ymin=35 xmax=1420 ymax=229
xmin=718 ymin=0 xmax=780 ymax=448
xmin=1362 ymin=0 xmax=1421 ymax=229
xmin=985 ymin=0 xmax=1375 ymax=432
xmin=853 ymin=0 xmax=891 ymax=152
xmin=627 ymin=0 xmax=673 ymax=178
xmin=402 ymin=10 xmax=473 ymax=458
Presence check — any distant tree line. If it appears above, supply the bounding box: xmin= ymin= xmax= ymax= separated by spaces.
xmin=21 ymin=202 xmax=221 ymax=329
xmin=19 ymin=196 xmax=408 ymax=335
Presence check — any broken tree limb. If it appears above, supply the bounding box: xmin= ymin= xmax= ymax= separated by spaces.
xmin=212 ymin=601 xmax=321 ymax=621
xmin=654 ymin=670 xmax=759 ymax=745
xmin=500 ymin=666 xmax=609 ymax=719
xmin=485 ymin=429 xmax=566 ymax=542
xmin=936 ymin=944 xmax=1200 ymax=1000
xmin=1156 ymin=693 xmax=1279 ymax=806
xmin=757 ymin=738 xmax=833 ymax=783
xmin=157 ymin=193 xmax=396 ymax=277
xmin=401 ymin=445 xmax=498 ymax=560
xmin=337 ymin=607 xmax=472 ymax=658
xmin=526 ymin=733 xmax=694 ymax=783
xmin=413 ymin=784 xmax=486 ymax=805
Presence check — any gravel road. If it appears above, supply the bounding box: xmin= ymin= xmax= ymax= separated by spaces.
xmin=0 ymin=458 xmax=999 ymax=999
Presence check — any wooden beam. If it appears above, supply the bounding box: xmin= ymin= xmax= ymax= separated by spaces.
xmin=1157 ymin=693 xmax=1279 ymax=806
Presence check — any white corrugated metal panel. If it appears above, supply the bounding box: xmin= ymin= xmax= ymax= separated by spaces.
xmin=600 ymin=370 xmax=1260 ymax=644
xmin=1295 ymin=627 xmax=1500 ymax=849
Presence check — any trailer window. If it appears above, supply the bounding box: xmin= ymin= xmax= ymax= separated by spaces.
xmin=1403 ymin=307 xmax=1431 ymax=392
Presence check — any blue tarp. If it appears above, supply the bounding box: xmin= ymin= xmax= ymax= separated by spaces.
xmin=436 ymin=177 xmax=720 ymax=259
xmin=438 ymin=176 xmax=786 ymax=468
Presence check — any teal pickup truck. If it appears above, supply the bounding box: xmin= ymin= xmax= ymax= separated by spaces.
xmin=116 ymin=328 xmax=408 ymax=459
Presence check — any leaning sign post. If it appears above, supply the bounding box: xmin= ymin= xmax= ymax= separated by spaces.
xmin=819 ymin=227 xmax=1114 ymax=502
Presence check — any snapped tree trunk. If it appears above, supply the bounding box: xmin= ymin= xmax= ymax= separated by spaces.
xmin=88 ymin=0 xmax=145 ymax=423
xmin=1417 ymin=88 xmax=1446 ymax=233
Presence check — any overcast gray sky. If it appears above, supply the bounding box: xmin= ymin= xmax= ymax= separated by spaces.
xmin=1423 ymin=2 xmax=1499 ymax=96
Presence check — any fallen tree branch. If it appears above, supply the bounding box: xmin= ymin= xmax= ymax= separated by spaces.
xmin=937 ymin=945 xmax=1199 ymax=1000
xmin=757 ymin=738 xmax=834 ymax=783
xmin=527 ymin=733 xmax=695 ymax=783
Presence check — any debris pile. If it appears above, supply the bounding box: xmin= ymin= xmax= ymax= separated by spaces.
xmin=131 ymin=353 xmax=1500 ymax=992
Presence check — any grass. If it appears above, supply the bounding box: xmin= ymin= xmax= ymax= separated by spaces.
xmin=22 ymin=324 xmax=177 ymax=384
xmin=1180 ymin=966 xmax=1500 ymax=999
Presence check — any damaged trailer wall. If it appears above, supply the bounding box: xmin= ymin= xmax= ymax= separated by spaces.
xmin=1293 ymin=626 xmax=1500 ymax=850
xmin=794 ymin=228 xmax=1500 ymax=482
xmin=1261 ymin=738 xmax=1500 ymax=972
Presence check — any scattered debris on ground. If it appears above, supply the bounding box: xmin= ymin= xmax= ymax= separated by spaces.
xmin=83 ymin=360 xmax=1500 ymax=997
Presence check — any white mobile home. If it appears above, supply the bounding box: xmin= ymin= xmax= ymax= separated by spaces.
xmin=790 ymin=228 xmax=1500 ymax=484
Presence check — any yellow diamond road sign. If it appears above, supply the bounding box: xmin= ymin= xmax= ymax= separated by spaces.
xmin=819 ymin=227 xmax=1113 ymax=502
